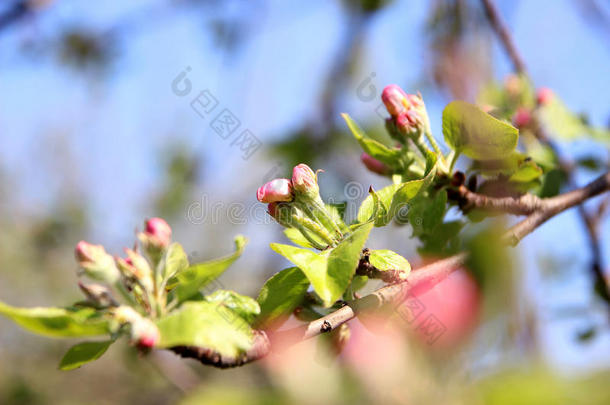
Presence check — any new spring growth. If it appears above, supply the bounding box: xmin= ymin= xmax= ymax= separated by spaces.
xmin=258 ymin=164 xmax=344 ymax=249
xmin=138 ymin=217 xmax=172 ymax=260
xmin=75 ymin=241 xmax=120 ymax=284
xmin=292 ymin=163 xmax=320 ymax=198
xmin=381 ymin=85 xmax=431 ymax=151
xmin=116 ymin=249 xmax=154 ymax=293
xmin=361 ymin=152 xmax=390 ymax=176
xmin=111 ymin=306 xmax=160 ymax=349
xmin=256 ymin=178 xmax=294 ymax=203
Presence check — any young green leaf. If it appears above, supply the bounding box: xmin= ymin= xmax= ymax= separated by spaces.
xmin=255 ymin=267 xmax=310 ymax=329
xmin=442 ymin=101 xmax=519 ymax=160
xmin=155 ymin=301 xmax=255 ymax=359
xmin=170 ymin=235 xmax=247 ymax=303
xmin=204 ymin=290 xmax=260 ymax=324
xmin=0 ymin=302 xmax=109 ymax=338
xmin=357 ymin=184 xmax=400 ymax=225
xmin=270 ymin=222 xmax=373 ymax=307
xmin=269 ymin=244 xmax=330 ymax=305
xmin=387 ymin=161 xmax=437 ymax=222
xmin=342 ymin=113 xmax=403 ymax=166
xmin=368 ymin=250 xmax=411 ymax=273
xmin=161 ymin=242 xmax=189 ymax=280
xmin=325 ymin=221 xmax=374 ymax=305
xmin=58 ymin=340 xmax=114 ymax=371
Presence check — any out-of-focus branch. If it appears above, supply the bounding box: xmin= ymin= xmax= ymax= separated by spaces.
xmin=505 ymin=172 xmax=610 ymax=245
xmin=480 ymin=0 xmax=610 ymax=306
xmin=480 ymin=0 xmax=528 ymax=75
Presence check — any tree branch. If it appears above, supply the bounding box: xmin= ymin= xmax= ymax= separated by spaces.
xmin=505 ymin=171 xmax=610 ymax=245
xmin=480 ymin=0 xmax=528 ymax=75
xmin=455 ymin=185 xmax=543 ymax=215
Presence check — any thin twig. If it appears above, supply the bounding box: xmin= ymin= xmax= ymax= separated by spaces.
xmin=480 ymin=0 xmax=528 ymax=75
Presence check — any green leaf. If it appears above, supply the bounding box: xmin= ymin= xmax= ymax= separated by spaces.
xmin=342 ymin=113 xmax=403 ymax=166
xmin=442 ymin=101 xmax=519 ymax=160
xmin=0 ymin=302 xmax=109 ymax=338
xmin=58 ymin=340 xmax=113 ymax=371
xmin=156 ymin=301 xmax=255 ymax=359
xmin=162 ymin=242 xmax=189 ymax=280
xmin=170 ymin=235 xmax=247 ymax=303
xmin=368 ymin=250 xmax=410 ymax=273
xmin=387 ymin=162 xmax=437 ymax=222
xmin=255 ymin=267 xmax=310 ymax=329
xmin=204 ymin=290 xmax=260 ymax=324
xmin=270 ymin=222 xmax=373 ymax=307
xmin=325 ymin=222 xmax=374 ymax=306
xmin=270 ymin=244 xmax=330 ymax=305
xmin=283 ymin=228 xmax=324 ymax=249
xmin=509 ymin=160 xmax=543 ymax=183
xmin=357 ymin=184 xmax=400 ymax=225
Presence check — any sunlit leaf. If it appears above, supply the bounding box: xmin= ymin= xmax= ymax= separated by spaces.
xmin=443 ymin=101 xmax=519 ymax=160
xmin=156 ymin=301 xmax=255 ymax=359
xmin=162 ymin=242 xmax=189 ymax=280
xmin=270 ymin=222 xmax=373 ymax=307
xmin=368 ymin=250 xmax=410 ymax=273
xmin=342 ymin=113 xmax=403 ymax=166
xmin=204 ymin=290 xmax=260 ymax=324
xmin=255 ymin=267 xmax=309 ymax=329
xmin=170 ymin=236 xmax=247 ymax=302
xmin=0 ymin=302 xmax=109 ymax=338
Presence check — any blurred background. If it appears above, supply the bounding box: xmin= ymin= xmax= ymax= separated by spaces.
xmin=0 ymin=0 xmax=609 ymax=404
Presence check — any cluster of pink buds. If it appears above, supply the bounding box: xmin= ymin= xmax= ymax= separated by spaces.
xmin=75 ymin=241 xmax=120 ymax=283
xmin=381 ymin=84 xmax=427 ymax=138
xmin=257 ymin=164 xmax=345 ymax=249
xmin=138 ymin=217 xmax=172 ymax=259
xmin=74 ymin=218 xmax=174 ymax=344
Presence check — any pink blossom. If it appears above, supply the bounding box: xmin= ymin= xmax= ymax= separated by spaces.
xmin=144 ymin=217 xmax=172 ymax=248
xmin=381 ymin=84 xmax=409 ymax=116
xmin=360 ymin=153 xmax=390 ymax=175
xmin=256 ymin=178 xmax=293 ymax=203
xmin=291 ymin=163 xmax=318 ymax=195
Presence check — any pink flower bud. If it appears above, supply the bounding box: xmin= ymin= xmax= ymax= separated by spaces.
xmin=75 ymin=241 xmax=102 ymax=264
xmin=381 ymin=84 xmax=409 ymax=116
xmin=513 ymin=107 xmax=531 ymax=128
xmin=116 ymin=249 xmax=153 ymax=292
xmin=74 ymin=241 xmax=119 ymax=283
xmin=395 ymin=110 xmax=423 ymax=135
xmin=291 ymin=164 xmax=319 ymax=196
xmin=133 ymin=318 xmax=160 ymax=349
xmin=144 ymin=217 xmax=172 ymax=249
xmin=536 ymin=87 xmax=553 ymax=106
xmin=360 ymin=153 xmax=390 ymax=175
xmin=257 ymin=178 xmax=293 ymax=203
